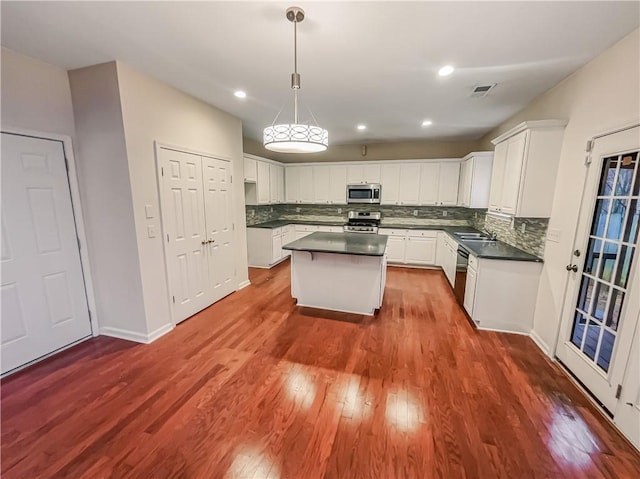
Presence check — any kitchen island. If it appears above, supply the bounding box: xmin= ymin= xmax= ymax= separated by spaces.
xmin=282 ymin=232 xmax=388 ymax=315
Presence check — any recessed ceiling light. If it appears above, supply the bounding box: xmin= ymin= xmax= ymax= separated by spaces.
xmin=234 ymin=90 xmax=247 ymax=99
xmin=357 ymin=124 xmax=367 ymax=131
xmin=422 ymin=120 xmax=433 ymax=127
xmin=438 ymin=65 xmax=454 ymax=77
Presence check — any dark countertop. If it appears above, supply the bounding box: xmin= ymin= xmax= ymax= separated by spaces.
xmin=247 ymin=220 xmax=345 ymax=228
xmin=282 ymin=232 xmax=388 ymax=256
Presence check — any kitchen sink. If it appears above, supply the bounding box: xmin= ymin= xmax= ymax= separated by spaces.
xmin=455 ymin=231 xmax=496 ymax=242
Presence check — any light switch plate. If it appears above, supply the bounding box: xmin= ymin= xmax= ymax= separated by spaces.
xmin=442 ymin=210 xmax=448 ymax=217
xmin=547 ymin=228 xmax=562 ymax=243
xmin=144 ymin=204 xmax=154 ymax=219
xmin=147 ymin=225 xmax=157 ymax=238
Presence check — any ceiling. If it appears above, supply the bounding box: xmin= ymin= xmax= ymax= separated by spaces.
xmin=2 ymin=1 xmax=638 ymax=146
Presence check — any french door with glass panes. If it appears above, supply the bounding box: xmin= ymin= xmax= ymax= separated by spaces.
xmin=557 ymin=126 xmax=640 ymax=414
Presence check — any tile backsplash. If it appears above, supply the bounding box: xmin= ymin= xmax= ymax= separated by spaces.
xmin=245 ymin=204 xmax=549 ymax=258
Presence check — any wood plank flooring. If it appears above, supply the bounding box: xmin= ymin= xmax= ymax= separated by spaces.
xmin=2 ymin=262 xmax=639 ymax=478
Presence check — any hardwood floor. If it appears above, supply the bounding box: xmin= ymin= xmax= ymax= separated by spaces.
xmin=2 ymin=262 xmax=639 ymax=478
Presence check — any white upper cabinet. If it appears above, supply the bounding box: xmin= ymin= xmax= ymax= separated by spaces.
xmin=244 ymin=156 xmax=257 ymax=182
xmin=276 ymin=164 xmax=285 ymax=203
xmin=489 ymin=120 xmax=567 ymax=217
xmin=380 ymin=164 xmax=401 ymax=204
xmin=347 ymin=164 xmax=363 ymax=184
xmin=285 ymin=166 xmax=300 ymax=203
xmin=329 ymin=165 xmax=347 ymax=204
xmin=438 ymin=162 xmax=460 ymax=206
xmin=457 ymin=152 xmax=494 ymax=208
xmin=256 ymin=160 xmax=270 ymax=204
xmin=347 ymin=164 xmax=381 ymax=184
xmin=398 ymin=164 xmax=421 ymax=205
xmin=418 ymin=163 xmax=440 ymax=205
xmin=299 ymin=166 xmax=314 ymax=203
xmin=269 ymin=164 xmax=279 ymax=203
xmin=313 ymin=165 xmax=331 ymax=204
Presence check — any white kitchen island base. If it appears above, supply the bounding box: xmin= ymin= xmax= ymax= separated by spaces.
xmin=290 ymin=250 xmax=387 ymax=315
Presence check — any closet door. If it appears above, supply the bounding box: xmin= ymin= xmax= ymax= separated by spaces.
xmin=158 ymin=148 xmax=209 ymax=322
xmin=202 ymin=157 xmax=236 ymax=304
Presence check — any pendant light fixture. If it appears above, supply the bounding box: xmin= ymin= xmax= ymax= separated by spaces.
xmin=263 ymin=6 xmax=328 ymax=153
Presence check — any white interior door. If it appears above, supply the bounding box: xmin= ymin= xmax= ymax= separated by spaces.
xmin=1 ymin=133 xmax=92 ymax=374
xmin=202 ymin=156 xmax=236 ymax=303
xmin=556 ymin=126 xmax=640 ymax=413
xmin=614 ymin=315 xmax=640 ymax=449
xmin=158 ymin=148 xmax=209 ymax=323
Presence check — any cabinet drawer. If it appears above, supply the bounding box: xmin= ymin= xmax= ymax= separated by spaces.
xmin=407 ymin=230 xmax=437 ymax=239
xmin=378 ymin=228 xmax=407 ymax=237
xmin=271 ymin=227 xmax=283 ymax=236
xmin=468 ymin=254 xmax=478 ymax=270
xmin=294 ymin=225 xmax=318 ymax=232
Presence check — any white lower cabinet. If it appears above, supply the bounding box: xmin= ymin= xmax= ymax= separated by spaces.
xmin=463 ymin=260 xmax=477 ymax=315
xmin=247 ymin=226 xmax=293 ymax=268
xmin=379 ymin=229 xmax=437 ymax=266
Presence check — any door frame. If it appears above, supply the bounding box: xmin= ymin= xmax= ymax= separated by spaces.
xmin=1 ymin=126 xmax=99 ymax=337
xmin=153 ymin=141 xmax=236 ymax=327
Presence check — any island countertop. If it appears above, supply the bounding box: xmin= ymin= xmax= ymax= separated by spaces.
xmin=282 ymin=232 xmax=388 ymax=256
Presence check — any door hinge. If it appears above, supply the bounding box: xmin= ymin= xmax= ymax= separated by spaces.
xmin=233 ymin=223 xmax=235 ymax=231
xmin=161 ymin=167 xmax=164 ymax=176
xmin=231 ymin=175 xmax=233 ymax=183
xmin=615 ymin=384 xmax=622 ymax=399
xmin=64 ymin=156 xmax=70 ymax=172
xmin=172 ymin=296 xmax=175 ymax=304
xmin=167 ymin=234 xmax=169 ymax=242
xmin=88 ymin=310 xmax=92 ymax=324
xmin=585 ymin=139 xmax=594 ymax=165
xmin=76 ymin=236 xmax=81 ymax=251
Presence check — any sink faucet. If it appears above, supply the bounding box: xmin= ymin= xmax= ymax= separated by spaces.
xmin=486 ymin=230 xmax=498 ymax=241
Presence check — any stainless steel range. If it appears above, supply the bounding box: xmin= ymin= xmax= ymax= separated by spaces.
xmin=343 ymin=211 xmax=381 ymax=234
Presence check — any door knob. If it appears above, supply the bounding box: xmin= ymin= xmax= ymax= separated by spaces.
xmin=201 ymin=240 xmax=207 ymax=245
xmin=566 ymin=264 xmax=579 ymax=272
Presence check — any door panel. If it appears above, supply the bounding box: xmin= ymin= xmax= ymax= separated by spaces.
xmin=438 ymin=162 xmax=461 ymax=206
xmin=489 ymin=141 xmax=508 ymax=211
xmin=159 ymin=148 xmax=208 ymax=322
xmin=418 ymin=163 xmax=440 ymax=205
xmin=1 ymin=133 xmax=91 ymax=374
xmin=203 ymin=157 xmax=236 ymax=304
xmin=501 ymin=131 xmax=527 ymax=215
xmin=556 ymin=126 xmax=640 ymax=413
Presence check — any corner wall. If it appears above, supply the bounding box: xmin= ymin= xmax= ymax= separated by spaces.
xmin=479 ymin=29 xmax=640 ymax=354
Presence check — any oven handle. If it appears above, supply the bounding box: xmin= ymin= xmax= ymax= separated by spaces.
xmin=457 ymin=247 xmax=469 ymax=259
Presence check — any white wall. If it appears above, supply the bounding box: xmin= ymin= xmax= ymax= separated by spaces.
xmin=68 ymin=62 xmax=148 ymax=337
xmin=0 ymin=47 xmax=76 ymax=138
xmin=480 ymin=29 xmax=640 ymax=354
xmin=115 ymin=62 xmax=248 ymax=335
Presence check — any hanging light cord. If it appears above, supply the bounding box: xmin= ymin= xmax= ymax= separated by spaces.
xmin=292 ymin=16 xmax=300 ymax=124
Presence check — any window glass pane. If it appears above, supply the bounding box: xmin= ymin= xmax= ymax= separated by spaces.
xmin=606 ymin=289 xmax=625 ymax=332
xmin=614 ymin=245 xmax=635 ymax=289
xmin=570 ymin=312 xmax=587 ymax=348
xmin=598 ymin=157 xmax=618 ymax=196
xmin=596 ymin=330 xmax=616 ymax=372
xmin=623 ymin=199 xmax=639 ymax=244
xmin=583 ymin=321 xmax=601 ymax=360
xmin=584 ymin=238 xmax=602 ymax=274
xmin=614 ymin=157 xmax=636 ymax=196
xmin=591 ymin=281 xmax=609 ymax=321
xmin=577 ymin=276 xmax=595 ymax=314
xmin=591 ymin=199 xmax=610 ymax=237
xmin=606 ymin=198 xmax=627 ymax=240
xmin=598 ymin=242 xmax=618 ymax=282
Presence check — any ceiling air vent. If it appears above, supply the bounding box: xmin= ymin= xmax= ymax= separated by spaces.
xmin=470 ymin=83 xmax=497 ymax=98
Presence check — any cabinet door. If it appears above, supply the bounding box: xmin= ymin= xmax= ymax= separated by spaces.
xmin=272 ymin=234 xmax=283 ymax=263
xmin=436 ymin=232 xmax=447 ymax=267
xmin=363 ymin=164 xmax=381 ymax=183
xmin=405 ymin=237 xmax=436 ymax=265
xmin=257 ymin=161 xmax=271 ymax=204
xmin=438 ymin=162 xmax=460 ymax=206
xmin=457 ymin=160 xmax=472 ymax=206
xmin=347 ymin=164 xmax=363 ymax=184
xmin=418 ymin=163 xmax=440 ymax=205
xmin=489 ymin=141 xmax=508 ymax=211
xmin=380 ymin=164 xmax=400 ymax=205
xmin=269 ymin=164 xmax=278 ymax=203
xmin=399 ymin=164 xmax=421 ymax=205
xmin=244 ymin=157 xmax=257 ymax=182
xmin=299 ymin=166 xmax=314 ymax=203
xmin=385 ymin=236 xmax=406 ymax=263
xmin=500 ymin=131 xmax=527 ymax=215
xmin=464 ymin=266 xmax=477 ymax=315
xmin=277 ymin=166 xmax=285 ymax=203
xmin=285 ymin=166 xmax=300 ymax=203
xmin=313 ymin=165 xmax=330 ymax=204
xmin=329 ymin=165 xmax=347 ymax=204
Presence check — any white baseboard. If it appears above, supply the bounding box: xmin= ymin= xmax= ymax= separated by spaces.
xmin=530 ymin=330 xmax=553 ymax=358
xmin=237 ymin=279 xmax=251 ymax=290
xmin=100 ymin=324 xmax=173 ymax=344
xmin=476 ymin=325 xmax=531 ymax=336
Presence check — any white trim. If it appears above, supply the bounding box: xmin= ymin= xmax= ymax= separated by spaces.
xmin=100 ymin=324 xmax=173 ymax=344
xmin=159 ymin=141 xmax=234 ymax=163
xmin=491 ymin=119 xmax=568 ymax=145
xmin=237 ymin=279 xmax=251 ymax=290
xmin=461 ymin=151 xmax=494 ymax=162
xmin=243 ymin=152 xmax=463 ymax=168
xmin=530 ymin=330 xmax=553 ymax=358
xmin=476 ymin=326 xmax=531 ymax=336
xmin=0 ymin=126 xmax=100 ymax=336
xmin=147 ymin=323 xmax=174 ymax=343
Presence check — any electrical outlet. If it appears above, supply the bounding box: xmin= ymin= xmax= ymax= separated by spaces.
xmin=337 ymin=208 xmax=342 ymax=214
xmin=249 ymin=209 xmax=255 ymax=217
xmin=442 ymin=210 xmax=448 ymax=217
xmin=520 ymin=223 xmax=526 ymax=234
xmin=413 ymin=210 xmax=418 ymax=216
xmin=474 ymin=212 xmax=478 ymax=219
xmin=270 ymin=207 xmax=273 ymax=213
xmin=296 ymin=207 xmax=301 ymax=213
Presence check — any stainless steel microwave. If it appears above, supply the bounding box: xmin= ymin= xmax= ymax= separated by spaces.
xmin=347 ymin=183 xmax=381 ymax=204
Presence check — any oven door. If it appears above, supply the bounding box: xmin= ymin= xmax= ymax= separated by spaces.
xmin=347 ymin=184 xmax=381 ymax=204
